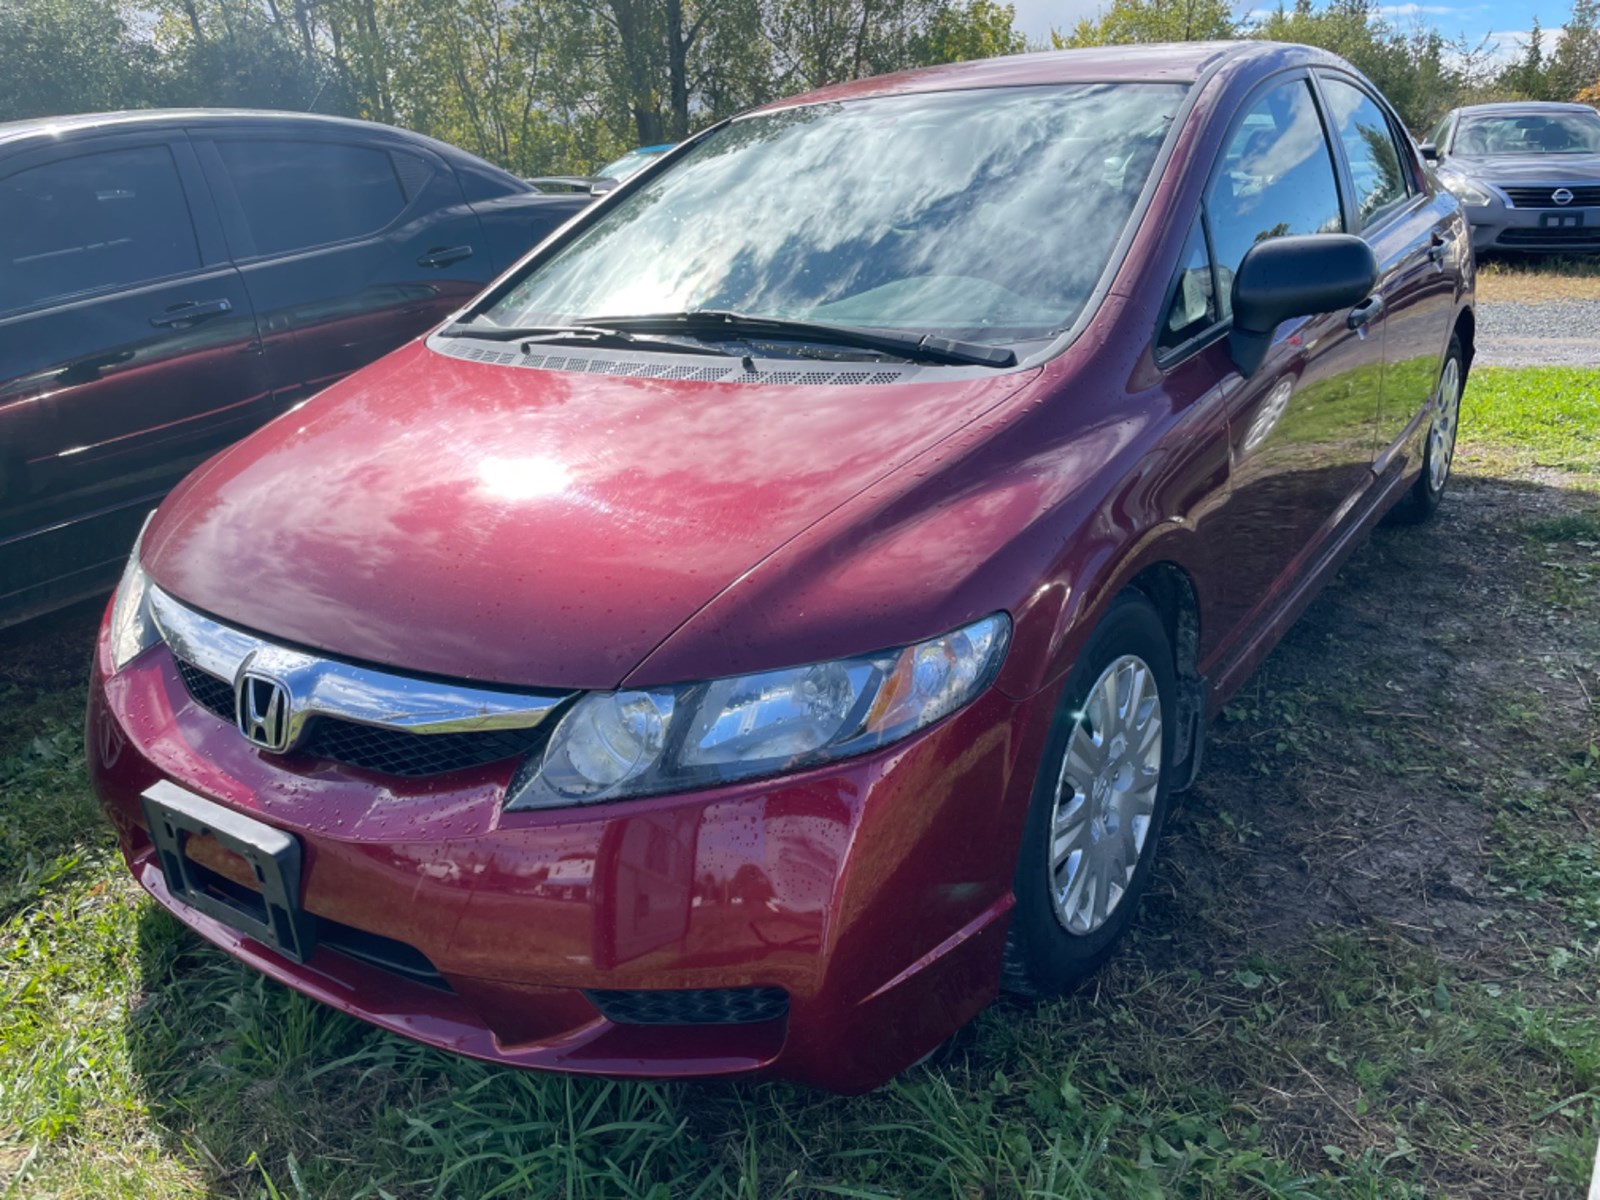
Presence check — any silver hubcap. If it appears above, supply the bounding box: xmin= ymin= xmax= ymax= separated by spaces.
xmin=1428 ymin=356 xmax=1461 ymax=493
xmin=1048 ymin=655 xmax=1163 ymax=935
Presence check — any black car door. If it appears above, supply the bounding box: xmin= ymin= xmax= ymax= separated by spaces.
xmin=190 ymin=127 xmax=490 ymax=404
xmin=0 ymin=131 xmax=267 ymax=625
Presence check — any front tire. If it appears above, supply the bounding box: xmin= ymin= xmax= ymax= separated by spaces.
xmin=1003 ymin=591 xmax=1177 ymax=996
xmin=1389 ymin=333 xmax=1464 ymax=525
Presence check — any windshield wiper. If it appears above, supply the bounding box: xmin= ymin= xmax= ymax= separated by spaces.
xmin=577 ymin=310 xmax=1018 ymax=368
xmin=435 ymin=320 xmax=734 ymax=357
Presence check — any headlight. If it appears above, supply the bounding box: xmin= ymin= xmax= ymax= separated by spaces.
xmin=506 ymin=613 xmax=1010 ymax=810
xmin=1440 ymin=175 xmax=1493 ymax=206
xmin=108 ymin=516 xmax=159 ymax=672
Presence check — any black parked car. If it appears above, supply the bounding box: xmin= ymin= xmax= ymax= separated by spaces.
xmin=0 ymin=110 xmax=590 ymax=627
xmin=1422 ymin=101 xmax=1600 ymax=254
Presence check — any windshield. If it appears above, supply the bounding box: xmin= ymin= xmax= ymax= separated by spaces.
xmin=596 ymin=151 xmax=659 ymax=181
xmin=483 ymin=84 xmax=1187 ymax=347
xmin=1453 ymin=111 xmax=1600 ymax=156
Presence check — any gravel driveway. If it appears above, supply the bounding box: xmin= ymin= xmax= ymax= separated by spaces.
xmin=1473 ymin=297 xmax=1600 ymax=368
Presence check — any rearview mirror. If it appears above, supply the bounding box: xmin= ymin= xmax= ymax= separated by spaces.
xmin=1419 ymin=140 xmax=1440 ymax=162
xmin=1229 ymin=234 xmax=1379 ymax=377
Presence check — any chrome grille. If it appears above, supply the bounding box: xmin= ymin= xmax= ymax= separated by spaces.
xmin=153 ymin=588 xmax=573 ymax=779
xmin=172 ymin=660 xmax=547 ymax=777
xmin=1502 ymin=185 xmax=1600 ymax=208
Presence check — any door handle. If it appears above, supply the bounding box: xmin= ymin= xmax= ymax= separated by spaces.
xmin=1427 ymin=233 xmax=1447 ymax=264
xmin=1347 ymin=294 xmax=1384 ymax=330
xmin=417 ymin=245 xmax=474 ymax=268
xmin=150 ymin=298 xmax=233 ymax=327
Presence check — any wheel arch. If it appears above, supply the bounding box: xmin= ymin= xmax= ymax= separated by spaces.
xmin=1122 ymin=561 xmax=1207 ymax=790
xmin=1454 ymin=306 xmax=1475 ymax=372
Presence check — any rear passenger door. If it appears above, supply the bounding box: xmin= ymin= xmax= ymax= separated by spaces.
xmin=1316 ymin=72 xmax=1457 ymax=468
xmin=191 ymin=129 xmax=488 ymax=402
xmin=0 ymin=132 xmax=267 ymax=622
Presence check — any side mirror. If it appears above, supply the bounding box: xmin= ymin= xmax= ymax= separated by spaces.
xmin=590 ymin=178 xmax=620 ymax=197
xmin=1229 ymin=234 xmax=1379 ymax=377
xmin=1419 ymin=141 xmax=1440 ymax=162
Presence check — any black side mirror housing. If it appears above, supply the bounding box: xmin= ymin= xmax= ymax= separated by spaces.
xmin=1229 ymin=234 xmax=1379 ymax=377
xmin=1419 ymin=141 xmax=1440 ymax=162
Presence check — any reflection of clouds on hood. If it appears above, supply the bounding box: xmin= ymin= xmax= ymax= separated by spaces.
xmin=496 ymin=84 xmax=1185 ymax=339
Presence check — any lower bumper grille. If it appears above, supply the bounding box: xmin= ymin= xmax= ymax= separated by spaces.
xmin=1498 ymin=226 xmax=1600 ymax=246
xmin=586 ymin=986 xmax=790 ymax=1026
xmin=173 ymin=658 xmax=543 ymax=777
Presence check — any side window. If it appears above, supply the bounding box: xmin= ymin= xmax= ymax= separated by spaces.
xmin=0 ymin=145 xmax=201 ymax=316
xmin=1429 ymin=113 xmax=1453 ymax=152
xmin=1157 ymin=217 xmax=1218 ymax=356
xmin=1320 ymin=77 xmax=1412 ymax=227
xmin=1206 ymin=79 xmax=1344 ymax=319
xmin=217 ymin=140 xmax=407 ymax=257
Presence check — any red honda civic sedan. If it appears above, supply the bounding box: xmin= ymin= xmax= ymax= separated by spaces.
xmin=88 ymin=41 xmax=1474 ymax=1093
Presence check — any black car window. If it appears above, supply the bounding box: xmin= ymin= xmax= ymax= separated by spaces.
xmin=1206 ymin=79 xmax=1344 ymax=319
xmin=217 ymin=140 xmax=406 ymax=257
xmin=1157 ymin=217 xmax=1218 ymax=356
xmin=1320 ymin=77 xmax=1412 ymax=228
xmin=0 ymin=144 xmax=201 ymax=316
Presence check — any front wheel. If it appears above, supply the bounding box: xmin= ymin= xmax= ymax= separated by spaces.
xmin=1389 ymin=333 xmax=1464 ymax=525
xmin=1002 ymin=592 xmax=1177 ymax=995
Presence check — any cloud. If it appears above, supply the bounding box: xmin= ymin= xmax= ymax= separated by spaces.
xmin=1376 ymin=3 xmax=1457 ymax=14
xmin=1007 ymin=0 xmax=1109 ymax=39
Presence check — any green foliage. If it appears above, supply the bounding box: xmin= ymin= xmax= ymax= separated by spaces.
xmin=1494 ymin=0 xmax=1600 ymax=101
xmin=1053 ymin=0 xmax=1235 ymax=49
xmin=1251 ymin=0 xmax=1475 ymax=130
xmin=0 ymin=0 xmax=165 ymax=119
xmin=914 ymin=0 xmax=1027 ymax=65
xmin=0 ymin=0 xmax=1027 ymax=177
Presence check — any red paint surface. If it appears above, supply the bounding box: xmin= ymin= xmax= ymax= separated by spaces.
xmin=90 ymin=43 xmax=1475 ymax=1090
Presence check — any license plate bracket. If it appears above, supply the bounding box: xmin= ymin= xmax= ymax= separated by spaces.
xmin=1540 ymin=211 xmax=1584 ymax=229
xmin=141 ymin=780 xmax=315 ymax=962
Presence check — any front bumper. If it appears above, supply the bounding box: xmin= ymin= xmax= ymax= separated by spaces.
xmin=1463 ymin=202 xmax=1600 ymax=253
xmin=88 ymin=621 xmax=1045 ymax=1093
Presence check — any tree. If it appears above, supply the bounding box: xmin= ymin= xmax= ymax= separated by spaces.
xmin=1551 ymin=0 xmax=1600 ymax=100
xmin=1053 ymin=0 xmax=1234 ymax=47
xmin=0 ymin=0 xmax=164 ymax=118
xmin=1498 ymin=17 xmax=1556 ymax=100
xmin=914 ymin=0 xmax=1025 ymax=64
xmin=1251 ymin=0 xmax=1484 ymax=130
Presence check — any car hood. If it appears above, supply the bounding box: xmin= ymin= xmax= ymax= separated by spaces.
xmin=1446 ymin=154 xmax=1600 ymax=184
xmin=144 ymin=341 xmax=1037 ymax=690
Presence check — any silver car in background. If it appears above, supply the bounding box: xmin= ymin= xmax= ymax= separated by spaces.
xmin=1422 ymin=101 xmax=1600 ymax=254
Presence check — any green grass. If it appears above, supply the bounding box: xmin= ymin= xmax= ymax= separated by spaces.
xmin=3 ymin=367 xmax=1600 ymax=1198
xmin=1457 ymin=366 xmax=1600 ymax=476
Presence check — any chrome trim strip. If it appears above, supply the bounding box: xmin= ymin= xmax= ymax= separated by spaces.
xmin=149 ymin=587 xmax=573 ymax=748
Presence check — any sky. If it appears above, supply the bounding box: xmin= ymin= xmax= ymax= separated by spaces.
xmin=1005 ymin=0 xmax=1569 ymax=64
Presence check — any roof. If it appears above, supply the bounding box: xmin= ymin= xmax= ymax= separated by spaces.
xmin=0 ymin=107 xmax=468 ymax=156
xmin=755 ymin=41 xmax=1347 ymax=113
xmin=1454 ymin=101 xmax=1599 ymax=116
